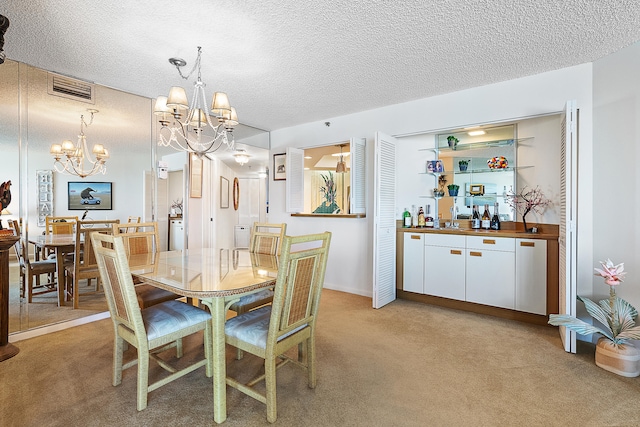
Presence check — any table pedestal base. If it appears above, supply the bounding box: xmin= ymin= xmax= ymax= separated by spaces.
xmin=0 ymin=342 xmax=19 ymax=361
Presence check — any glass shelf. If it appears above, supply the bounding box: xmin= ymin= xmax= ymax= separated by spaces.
xmin=419 ymin=165 xmax=532 ymax=175
xmin=437 ymin=137 xmax=532 ymax=152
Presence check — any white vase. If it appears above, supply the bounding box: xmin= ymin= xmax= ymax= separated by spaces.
xmin=595 ymin=337 xmax=640 ymax=377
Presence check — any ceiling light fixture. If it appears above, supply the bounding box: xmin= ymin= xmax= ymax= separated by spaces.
xmin=234 ymin=149 xmax=250 ymax=166
xmin=49 ymin=109 xmax=109 ymax=178
xmin=468 ymin=130 xmax=486 ymax=136
xmin=154 ymin=46 xmax=238 ymax=158
xmin=336 ymin=144 xmax=347 ymax=173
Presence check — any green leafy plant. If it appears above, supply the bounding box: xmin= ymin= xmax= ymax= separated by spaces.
xmin=549 ymin=259 xmax=640 ymax=346
xmin=458 ymin=160 xmax=469 ymax=166
xmin=447 ymin=184 xmax=459 ymax=191
xmin=319 ymin=172 xmax=337 ymax=205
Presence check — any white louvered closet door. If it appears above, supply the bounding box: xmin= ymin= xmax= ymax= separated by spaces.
xmin=373 ymin=132 xmax=397 ymax=308
xmin=285 ymin=147 xmax=304 ymax=213
xmin=559 ymin=100 xmax=578 ymax=353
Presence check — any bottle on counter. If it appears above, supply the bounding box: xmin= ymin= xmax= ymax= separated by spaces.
xmin=425 ymin=205 xmax=434 ymax=228
xmin=490 ymin=202 xmax=501 ymax=230
xmin=403 ymin=207 xmax=411 ymax=228
xmin=471 ymin=204 xmax=481 ymax=229
xmin=417 ymin=206 xmax=425 ymax=227
xmin=482 ymin=204 xmax=491 ymax=229
xmin=433 ymin=212 xmax=441 ymax=229
xmin=411 ymin=205 xmax=418 ymax=228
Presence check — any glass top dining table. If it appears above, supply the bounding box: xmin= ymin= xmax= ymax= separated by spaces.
xmin=28 ymin=233 xmax=76 ymax=307
xmin=128 ymin=247 xmax=278 ymax=424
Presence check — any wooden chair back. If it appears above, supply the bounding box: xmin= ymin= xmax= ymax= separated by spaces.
xmin=91 ymin=233 xmax=147 ymax=344
xmin=249 ymin=222 xmax=287 ymax=255
xmin=112 ymin=221 xmax=159 ymax=255
xmin=126 ymin=216 xmax=141 ymax=233
xmin=268 ymin=232 xmax=331 ymax=344
xmin=45 ymin=216 xmax=78 ymax=235
xmin=67 ymin=219 xmax=119 ymax=308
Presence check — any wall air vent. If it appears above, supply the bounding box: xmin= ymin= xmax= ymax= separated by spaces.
xmin=47 ymin=73 xmax=95 ymax=104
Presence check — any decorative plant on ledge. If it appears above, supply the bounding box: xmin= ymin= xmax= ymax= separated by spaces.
xmin=313 ymin=172 xmax=341 ymax=214
xmin=549 ymin=259 xmax=640 ymax=376
xmin=506 ymin=185 xmax=550 ymax=232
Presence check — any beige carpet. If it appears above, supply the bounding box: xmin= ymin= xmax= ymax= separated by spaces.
xmin=2 ymin=290 xmax=640 ymax=427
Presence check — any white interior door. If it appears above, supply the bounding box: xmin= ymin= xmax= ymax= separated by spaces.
xmin=559 ymin=100 xmax=578 ymax=353
xmin=373 ymin=131 xmax=397 ymax=308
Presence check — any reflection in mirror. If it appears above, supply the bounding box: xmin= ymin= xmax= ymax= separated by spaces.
xmin=2 ymin=59 xmax=268 ymax=337
xmin=434 ymin=124 xmax=517 ymax=221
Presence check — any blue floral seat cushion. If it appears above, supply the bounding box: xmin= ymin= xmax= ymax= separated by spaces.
xmin=225 ymin=305 xmax=306 ymax=349
xmin=142 ymin=300 xmax=211 ymax=341
xmin=229 ymin=288 xmax=274 ymax=310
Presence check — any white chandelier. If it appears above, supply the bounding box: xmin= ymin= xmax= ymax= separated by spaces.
xmin=50 ymin=109 xmax=109 ymax=178
xmin=234 ymin=149 xmax=250 ymax=166
xmin=154 ymin=46 xmax=238 ymax=158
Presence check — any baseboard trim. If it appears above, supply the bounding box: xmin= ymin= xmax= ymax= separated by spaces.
xmin=9 ymin=311 xmax=111 ymax=343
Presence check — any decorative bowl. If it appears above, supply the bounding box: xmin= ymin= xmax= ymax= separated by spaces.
xmin=487 ymin=156 xmax=508 ymax=169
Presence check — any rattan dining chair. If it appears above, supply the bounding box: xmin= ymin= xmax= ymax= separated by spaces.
xmin=9 ymin=219 xmax=59 ymax=302
xmin=65 ymin=219 xmax=120 ymax=309
xmin=45 ymin=215 xmax=78 ymax=235
xmin=228 ymin=222 xmax=286 ymax=316
xmin=112 ymin=221 xmax=180 ymax=309
xmin=225 ymin=231 xmax=331 ymax=423
xmin=91 ymin=232 xmax=213 ymax=411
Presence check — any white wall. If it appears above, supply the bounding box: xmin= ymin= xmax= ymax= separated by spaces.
xmin=593 ymin=41 xmax=640 ymax=308
xmin=270 ymin=63 xmax=593 ymax=299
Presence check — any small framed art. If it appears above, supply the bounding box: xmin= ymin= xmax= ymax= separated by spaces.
xmin=273 ymin=153 xmax=286 ymax=181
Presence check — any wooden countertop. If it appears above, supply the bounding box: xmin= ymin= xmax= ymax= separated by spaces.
xmin=397 ymin=224 xmax=558 ymax=240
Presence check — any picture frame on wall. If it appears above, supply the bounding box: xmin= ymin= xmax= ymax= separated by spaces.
xmin=190 ymin=154 xmax=203 ymax=198
xmin=68 ymin=181 xmax=112 ymax=210
xmin=273 ymin=153 xmax=286 ymax=181
xmin=220 ymin=176 xmax=229 ymax=208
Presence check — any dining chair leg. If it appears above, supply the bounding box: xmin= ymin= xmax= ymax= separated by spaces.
xmin=27 ymin=273 xmax=34 ymax=303
xmin=113 ymin=333 xmax=124 ymax=386
xmin=308 ymin=336 xmax=317 ymax=388
xmin=265 ymin=354 xmax=278 ymax=423
xmin=137 ymin=349 xmax=150 ymax=411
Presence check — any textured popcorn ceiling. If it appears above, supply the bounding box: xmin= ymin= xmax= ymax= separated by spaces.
xmin=2 ymin=0 xmax=640 ymax=132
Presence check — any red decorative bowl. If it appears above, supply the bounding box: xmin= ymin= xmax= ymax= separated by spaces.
xmin=487 ymin=156 xmax=508 ymax=169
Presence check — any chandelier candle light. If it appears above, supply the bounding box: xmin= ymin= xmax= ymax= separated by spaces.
xmin=154 ymin=46 xmax=238 ymax=158
xmin=50 ymin=109 xmax=109 ymax=178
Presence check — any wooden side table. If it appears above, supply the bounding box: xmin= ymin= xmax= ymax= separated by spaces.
xmin=0 ymin=235 xmax=19 ymax=361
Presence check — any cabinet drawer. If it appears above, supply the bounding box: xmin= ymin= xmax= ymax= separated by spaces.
xmin=424 ymin=233 xmax=465 ymax=248
xmin=466 ymin=236 xmax=514 ymax=252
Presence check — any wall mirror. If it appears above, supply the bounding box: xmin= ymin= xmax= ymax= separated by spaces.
xmin=431 ymin=124 xmax=518 ymax=221
xmin=1 ymin=58 xmax=270 ymax=336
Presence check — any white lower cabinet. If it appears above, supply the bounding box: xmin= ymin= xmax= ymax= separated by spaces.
xmin=424 ymin=234 xmax=466 ymax=300
xmin=402 ymin=231 xmax=547 ymax=315
xmin=515 ymin=238 xmax=547 ymax=315
xmin=403 ymin=233 xmax=424 ymax=293
xmin=465 ymin=236 xmax=515 ymax=310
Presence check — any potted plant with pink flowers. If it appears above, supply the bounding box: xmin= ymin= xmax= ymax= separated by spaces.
xmin=549 ymin=259 xmax=640 ymax=377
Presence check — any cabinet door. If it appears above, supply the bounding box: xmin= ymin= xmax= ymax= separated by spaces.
xmin=466 ymin=248 xmax=515 ymax=309
xmin=403 ymin=233 xmax=424 ymax=293
xmin=424 ymin=245 xmax=465 ymax=300
xmin=516 ymin=239 xmax=547 ymax=315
